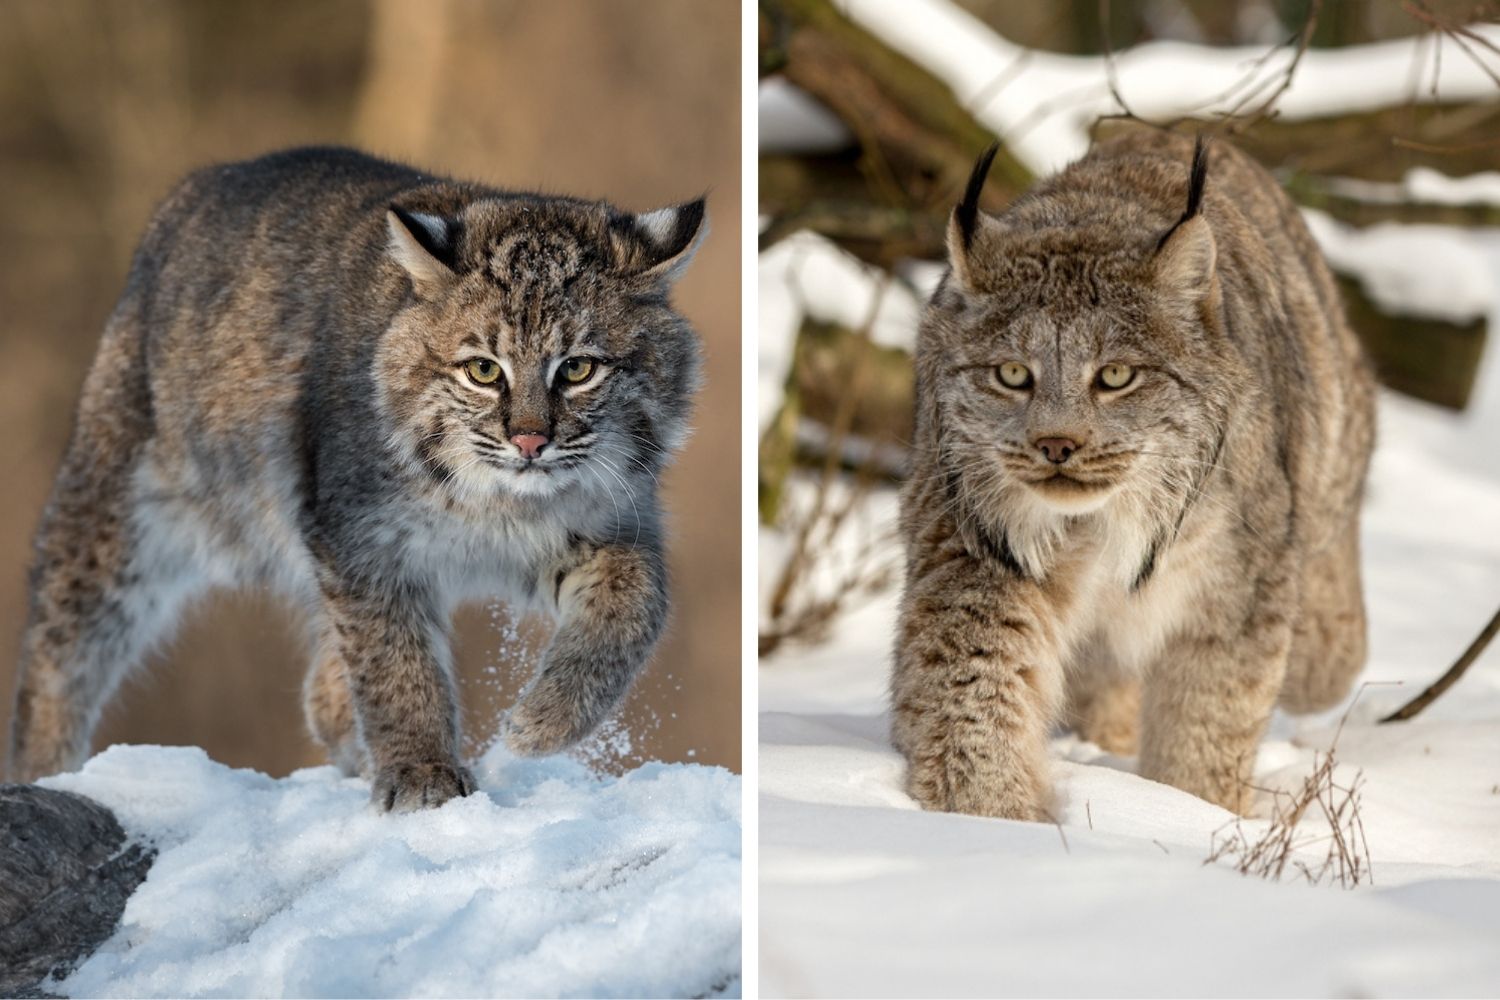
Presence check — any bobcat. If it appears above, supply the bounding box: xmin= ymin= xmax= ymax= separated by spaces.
xmin=891 ymin=127 xmax=1375 ymax=820
xmin=7 ymin=147 xmax=705 ymax=811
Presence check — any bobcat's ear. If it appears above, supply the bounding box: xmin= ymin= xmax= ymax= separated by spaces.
xmin=1152 ymin=136 xmax=1216 ymax=300
xmin=387 ymin=205 xmax=459 ymax=296
xmin=947 ymin=143 xmax=1009 ymax=292
xmin=610 ymin=198 xmax=707 ymax=284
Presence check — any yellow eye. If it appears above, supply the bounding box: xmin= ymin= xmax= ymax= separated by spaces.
xmin=464 ymin=358 xmax=501 ymax=385
xmin=1097 ymin=364 xmax=1135 ymax=390
xmin=997 ymin=362 xmax=1032 ymax=389
xmin=560 ymin=357 xmax=596 ymax=385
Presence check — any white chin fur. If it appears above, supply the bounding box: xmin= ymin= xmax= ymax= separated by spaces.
xmin=492 ymin=467 xmax=567 ymax=498
xmin=1027 ymin=481 xmax=1116 ymax=515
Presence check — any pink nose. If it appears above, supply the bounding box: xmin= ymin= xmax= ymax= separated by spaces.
xmin=510 ymin=433 xmax=549 ymax=460
xmin=1035 ymin=437 xmax=1079 ymax=464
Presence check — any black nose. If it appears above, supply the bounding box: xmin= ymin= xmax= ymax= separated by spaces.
xmin=1035 ymin=437 xmax=1078 ymax=464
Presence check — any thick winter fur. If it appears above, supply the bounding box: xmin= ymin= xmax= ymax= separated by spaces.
xmin=7 ymin=147 xmax=705 ymax=810
xmin=892 ymin=128 xmax=1375 ymax=820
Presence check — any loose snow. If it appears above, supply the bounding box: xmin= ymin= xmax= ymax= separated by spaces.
xmin=40 ymin=742 xmax=741 ymax=998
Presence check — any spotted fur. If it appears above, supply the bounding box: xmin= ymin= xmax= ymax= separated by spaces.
xmin=7 ymin=147 xmax=705 ymax=811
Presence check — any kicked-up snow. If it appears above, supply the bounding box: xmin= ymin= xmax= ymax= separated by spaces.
xmin=39 ymin=743 xmax=742 ymax=998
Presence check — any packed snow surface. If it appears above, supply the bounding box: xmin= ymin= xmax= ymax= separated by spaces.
xmin=41 ymin=743 xmax=741 ymax=998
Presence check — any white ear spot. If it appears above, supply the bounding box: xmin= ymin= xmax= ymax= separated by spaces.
xmin=637 ymin=207 xmax=678 ymax=245
xmin=620 ymin=200 xmax=707 ymax=285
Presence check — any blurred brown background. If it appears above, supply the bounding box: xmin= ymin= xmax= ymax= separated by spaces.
xmin=0 ymin=0 xmax=741 ymax=775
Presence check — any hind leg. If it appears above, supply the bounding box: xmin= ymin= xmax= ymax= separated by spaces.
xmin=8 ymin=479 xmax=192 ymax=782
xmin=303 ymin=639 xmax=369 ymax=777
xmin=1065 ymin=641 xmax=1140 ymax=756
xmin=1279 ymin=522 xmax=1367 ymax=714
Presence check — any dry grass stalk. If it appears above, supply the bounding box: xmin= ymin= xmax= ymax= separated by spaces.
xmin=1205 ymin=701 xmax=1374 ymax=889
xmin=1205 ymin=751 xmax=1373 ymax=888
xmin=760 ymin=279 xmax=901 ymax=658
xmin=758 ymin=471 xmax=898 ymax=657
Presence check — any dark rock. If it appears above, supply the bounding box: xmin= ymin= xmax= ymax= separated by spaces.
xmin=0 ymin=785 xmax=155 ymax=998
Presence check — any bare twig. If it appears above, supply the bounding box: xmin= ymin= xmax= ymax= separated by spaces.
xmin=1219 ymin=0 xmax=1322 ymax=133
xmin=1391 ymin=0 xmax=1500 ymax=151
xmin=1099 ymin=0 xmax=1137 ymax=119
xmin=1381 ymin=603 xmax=1500 ymax=723
xmin=760 ymin=274 xmax=902 ymax=657
xmin=1204 ymin=692 xmax=1374 ymax=888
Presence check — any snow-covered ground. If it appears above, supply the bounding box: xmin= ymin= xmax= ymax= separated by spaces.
xmin=759 ymin=236 xmax=1500 ymax=996
xmin=40 ymin=742 xmax=741 ymax=998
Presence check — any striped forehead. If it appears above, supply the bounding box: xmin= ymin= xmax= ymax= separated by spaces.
xmin=490 ymin=317 xmax=575 ymax=357
xmin=484 ymin=225 xmax=596 ymax=292
xmin=478 ymin=224 xmax=607 ymax=343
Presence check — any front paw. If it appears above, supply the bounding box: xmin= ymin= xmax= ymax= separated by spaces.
xmin=904 ymin=749 xmax=1051 ymax=822
xmin=371 ymin=760 xmax=476 ymax=812
xmin=504 ymin=690 xmax=588 ymax=758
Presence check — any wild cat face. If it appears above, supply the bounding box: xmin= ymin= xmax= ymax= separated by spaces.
xmin=920 ymin=142 xmax=1236 ymax=571
xmin=377 ymin=192 xmax=704 ymax=510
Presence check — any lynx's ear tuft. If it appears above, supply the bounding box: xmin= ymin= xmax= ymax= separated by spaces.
xmin=947 ymin=143 xmax=1007 ymax=292
xmin=611 ymin=198 xmax=708 ymax=284
xmin=1152 ymin=135 xmax=1216 ymax=296
xmin=387 ymin=206 xmax=460 ymax=295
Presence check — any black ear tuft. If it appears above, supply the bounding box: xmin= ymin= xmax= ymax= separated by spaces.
xmin=1155 ymin=135 xmax=1210 ymax=253
xmin=390 ymin=204 xmax=460 ymax=271
xmin=1185 ymin=133 xmax=1209 ymax=218
xmin=956 ymin=143 xmax=1001 ymax=250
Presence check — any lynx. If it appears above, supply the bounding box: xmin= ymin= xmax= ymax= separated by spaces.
xmin=892 ymin=127 xmax=1375 ymax=820
xmin=7 ymin=147 xmax=705 ymax=811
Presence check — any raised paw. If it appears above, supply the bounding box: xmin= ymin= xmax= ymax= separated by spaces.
xmin=903 ymin=750 xmax=1052 ymax=822
xmin=371 ymin=760 xmax=476 ymax=812
xmin=504 ymin=689 xmax=591 ymax=758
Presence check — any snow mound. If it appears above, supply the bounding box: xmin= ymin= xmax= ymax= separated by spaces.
xmin=40 ymin=743 xmax=741 ymax=998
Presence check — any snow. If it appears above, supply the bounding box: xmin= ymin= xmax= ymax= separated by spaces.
xmin=759 ymin=78 xmax=852 ymax=155
xmin=1302 ymin=208 xmax=1495 ymax=323
xmin=40 ymin=743 xmax=741 ymax=998
xmin=759 ymin=219 xmax=1500 ymax=998
xmin=1405 ymin=168 xmax=1500 ymax=208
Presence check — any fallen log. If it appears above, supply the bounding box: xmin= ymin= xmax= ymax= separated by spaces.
xmin=0 ymin=785 xmax=154 ymax=997
xmin=760 ymin=0 xmax=1032 ymax=269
